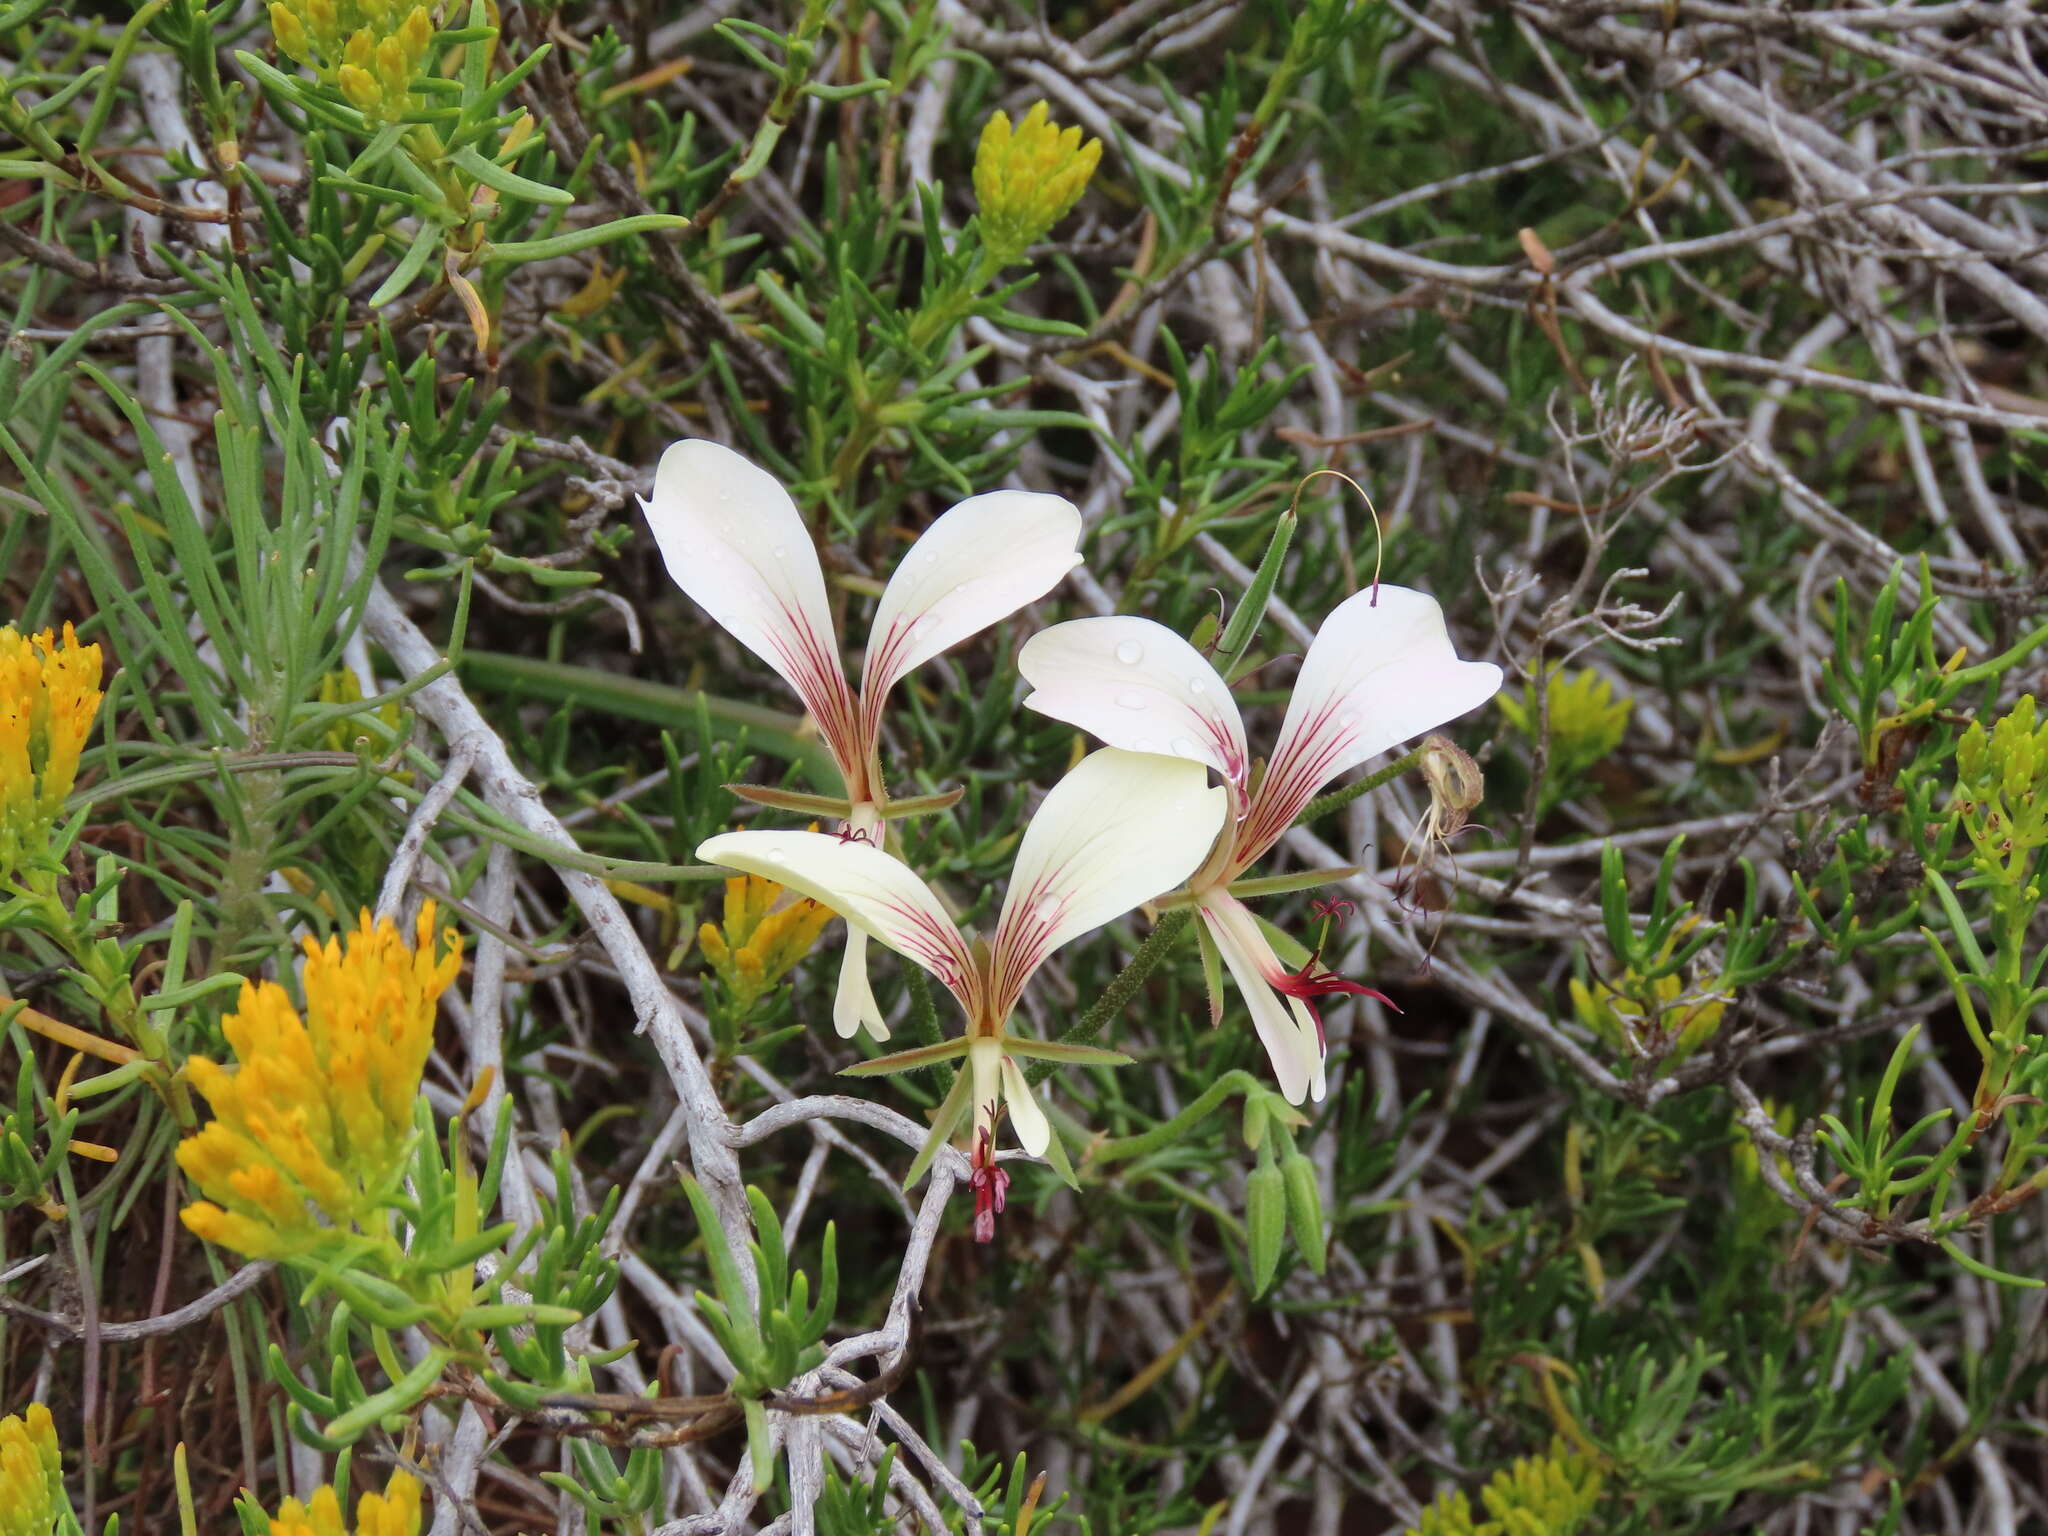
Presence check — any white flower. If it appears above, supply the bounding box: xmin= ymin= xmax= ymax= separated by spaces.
xmin=1017 ymin=585 xmax=1501 ymax=1103
xmin=643 ymin=439 xmax=1084 ymax=1042
xmin=698 ymin=748 xmax=1228 ymax=1160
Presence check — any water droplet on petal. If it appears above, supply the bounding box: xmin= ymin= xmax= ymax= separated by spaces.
xmin=1338 ymin=710 xmax=1360 ymax=728
xmin=1188 ymin=677 xmax=1207 ymax=695
xmin=1133 ymin=736 xmax=1157 ymax=754
xmin=1116 ymin=689 xmax=1148 ymax=710
xmin=1115 ymin=640 xmax=1144 ymax=665
xmin=1170 ymin=736 xmax=1197 ymax=757
xmin=772 ymin=544 xmax=788 ymax=560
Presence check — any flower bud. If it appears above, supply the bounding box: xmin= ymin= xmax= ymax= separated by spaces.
xmin=1281 ymin=1151 xmax=1326 ymax=1276
xmin=338 ymin=62 xmax=381 ymax=111
xmin=270 ymin=1 xmax=312 ymax=63
xmin=1246 ymin=1152 xmax=1287 ymax=1296
xmin=303 ymin=0 xmax=337 ymax=45
xmin=375 ymin=35 xmax=412 ymax=101
xmin=399 ymin=6 xmax=434 ymax=63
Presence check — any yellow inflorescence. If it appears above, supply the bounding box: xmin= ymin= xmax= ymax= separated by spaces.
xmin=1498 ymin=666 xmax=1631 ymax=789
xmin=972 ymin=101 xmax=1103 ymax=266
xmin=252 ymin=1469 xmax=423 ymax=1536
xmin=1569 ymin=917 xmax=1728 ymax=1066
xmin=699 ymin=873 xmax=833 ymax=1013
xmin=179 ymin=904 xmax=463 ymax=1260
xmin=0 ymin=1403 xmax=65 ymax=1536
xmin=0 ymin=623 xmax=104 ymax=881
xmin=270 ymin=0 xmax=436 ymax=118
xmin=1405 ymin=1441 xmax=1602 ymax=1536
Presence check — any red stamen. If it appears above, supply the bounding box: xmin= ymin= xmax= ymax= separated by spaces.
xmin=969 ymin=1125 xmax=1009 ymax=1244
xmin=1268 ymin=956 xmax=1398 ymax=1049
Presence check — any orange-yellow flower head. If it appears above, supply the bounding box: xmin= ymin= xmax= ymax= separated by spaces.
xmin=973 ymin=101 xmax=1103 ymax=266
xmin=698 ymin=872 xmax=833 ymax=1013
xmin=245 ymin=1468 xmax=423 ymax=1536
xmin=269 ymin=0 xmax=437 ymax=118
xmin=0 ymin=1402 xmax=66 ymax=1536
xmin=178 ymin=904 xmax=463 ymax=1260
xmin=0 ymin=623 xmax=104 ymax=881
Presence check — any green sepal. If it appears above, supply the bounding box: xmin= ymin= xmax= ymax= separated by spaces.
xmin=1037 ymin=1121 xmax=1081 ymax=1192
xmin=903 ymin=1065 xmax=975 ymax=1190
xmin=726 ymin=783 xmax=854 ymax=818
xmin=1001 ymin=1038 xmax=1132 ymax=1066
xmin=841 ymin=1038 xmax=972 ymax=1077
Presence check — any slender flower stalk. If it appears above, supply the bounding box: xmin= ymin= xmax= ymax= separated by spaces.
xmin=643 ymin=439 xmax=1084 ymax=1042
xmin=1018 ymin=586 xmax=1501 ymax=1102
xmin=699 ymin=749 xmax=1227 ymax=1203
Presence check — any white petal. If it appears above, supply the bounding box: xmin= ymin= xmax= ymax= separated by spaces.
xmin=1241 ymin=585 xmax=1501 ymax=860
xmin=987 ymin=749 xmax=1228 ymax=1016
xmin=1289 ymin=994 xmax=1328 ymax=1102
xmin=642 ymin=440 xmax=863 ymax=771
xmin=697 ymin=830 xmax=979 ymax=1012
xmin=1198 ymin=894 xmax=1322 ymax=1105
xmin=968 ymin=1036 xmax=1004 ymax=1144
xmin=832 ymin=930 xmax=889 ymax=1041
xmin=1018 ymin=617 xmax=1249 ymax=784
xmin=860 ymin=491 xmax=1083 ymax=706
xmin=999 ymin=1055 xmax=1052 ymax=1156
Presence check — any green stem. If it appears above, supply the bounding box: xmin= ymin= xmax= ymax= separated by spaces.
xmin=1294 ymin=747 xmax=1425 ymax=827
xmin=1087 ymin=1071 xmax=1264 ymax=1167
xmin=1027 ymin=909 xmax=1193 ymax=1085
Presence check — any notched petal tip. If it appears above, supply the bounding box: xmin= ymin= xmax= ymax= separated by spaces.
xmin=862 ymin=490 xmax=1086 ymax=704
xmin=1017 ymin=617 xmax=1248 ymax=784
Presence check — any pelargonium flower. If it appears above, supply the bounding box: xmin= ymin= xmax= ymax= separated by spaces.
xmin=643 ymin=439 xmax=1084 ymax=1044
xmin=699 ymin=749 xmax=1227 ymax=1184
xmin=1018 ymin=586 xmax=1500 ymax=1103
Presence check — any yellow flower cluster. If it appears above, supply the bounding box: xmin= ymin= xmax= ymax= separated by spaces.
xmin=0 ymin=623 xmax=103 ymax=882
xmin=1499 ymin=666 xmax=1631 ymax=789
xmin=179 ymin=904 xmax=463 ymax=1260
xmin=0 ymin=1403 xmax=66 ymax=1536
xmin=318 ymin=667 xmax=405 ymax=755
xmin=972 ymin=102 xmax=1103 ymax=266
xmin=1569 ymin=918 xmax=1727 ymax=1065
xmin=699 ymin=874 xmax=833 ymax=1014
xmin=249 ymin=1469 xmax=422 ymax=1536
xmin=269 ymin=0 xmax=436 ymax=119
xmin=1407 ymin=1442 xmax=1602 ymax=1536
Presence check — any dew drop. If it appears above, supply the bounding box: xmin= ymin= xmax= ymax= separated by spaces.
xmin=1170 ymin=736 xmax=1197 ymax=757
xmin=1116 ymin=689 xmax=1148 ymax=711
xmin=1338 ymin=710 xmax=1360 ymax=728
xmin=1115 ymin=639 xmax=1144 ymax=665
xmin=772 ymin=544 xmax=788 ymax=560
xmin=1188 ymin=677 xmax=1207 ymax=695
xmin=1132 ymin=737 xmax=1157 ymax=754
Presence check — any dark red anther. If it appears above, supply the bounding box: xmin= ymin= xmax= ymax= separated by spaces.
xmin=969 ymin=1126 xmax=1009 ymax=1244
